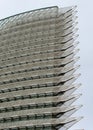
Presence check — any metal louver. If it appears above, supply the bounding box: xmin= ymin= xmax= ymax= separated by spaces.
xmin=0 ymin=6 xmax=83 ymax=130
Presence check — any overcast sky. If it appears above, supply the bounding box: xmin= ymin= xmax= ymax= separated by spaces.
xmin=0 ymin=0 xmax=93 ymax=129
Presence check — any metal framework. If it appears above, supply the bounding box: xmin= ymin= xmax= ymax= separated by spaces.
xmin=0 ymin=6 xmax=82 ymax=130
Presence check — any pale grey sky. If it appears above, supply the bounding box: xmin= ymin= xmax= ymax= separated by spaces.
xmin=0 ymin=0 xmax=93 ymax=129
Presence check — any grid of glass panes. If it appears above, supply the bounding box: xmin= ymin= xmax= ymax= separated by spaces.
xmin=0 ymin=6 xmax=82 ymax=130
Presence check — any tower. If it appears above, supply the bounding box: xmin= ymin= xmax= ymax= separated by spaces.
xmin=0 ymin=6 xmax=82 ymax=130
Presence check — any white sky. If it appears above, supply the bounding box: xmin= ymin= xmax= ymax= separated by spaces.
xmin=0 ymin=0 xmax=93 ymax=129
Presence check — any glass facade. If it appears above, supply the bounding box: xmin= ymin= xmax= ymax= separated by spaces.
xmin=0 ymin=6 xmax=82 ymax=130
